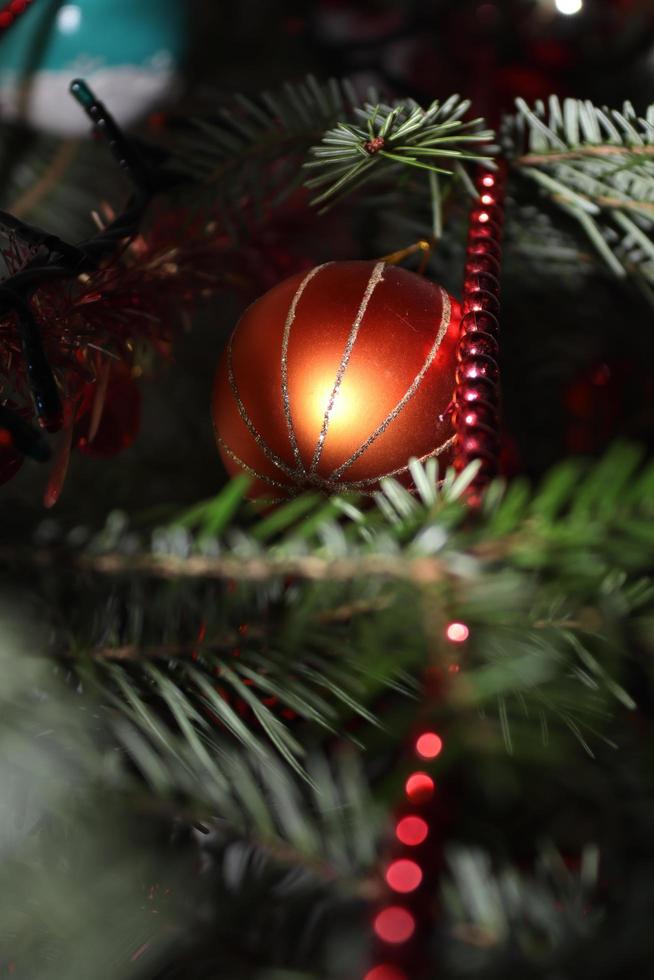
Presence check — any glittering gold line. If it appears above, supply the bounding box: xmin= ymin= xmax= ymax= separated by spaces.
xmin=330 ymin=287 xmax=452 ymax=481
xmin=309 ymin=261 xmax=386 ymax=475
xmin=343 ymin=435 xmax=456 ymax=486
xmin=219 ymin=432 xmax=454 ymax=499
xmin=287 ymin=434 xmax=454 ymax=494
xmin=227 ymin=336 xmax=299 ymax=481
xmin=217 ymin=435 xmax=296 ymax=492
xmin=281 ymin=263 xmax=330 ymax=475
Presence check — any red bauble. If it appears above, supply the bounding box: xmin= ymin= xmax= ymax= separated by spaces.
xmin=212 ymin=261 xmax=460 ymax=498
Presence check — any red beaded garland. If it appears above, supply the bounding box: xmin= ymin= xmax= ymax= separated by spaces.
xmin=455 ymin=377 xmax=497 ymax=405
xmin=462 ymin=288 xmax=500 ymax=317
xmin=453 ymin=165 xmax=505 ymax=494
xmin=463 ymin=271 xmax=500 ymax=297
xmin=457 ymin=331 xmax=499 ymax=360
xmin=459 ymin=310 xmax=499 ymax=337
xmin=465 ymin=252 xmax=501 ymax=277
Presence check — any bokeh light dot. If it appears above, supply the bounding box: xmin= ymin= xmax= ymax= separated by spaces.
xmin=478 ymin=211 xmax=490 ymax=223
xmin=364 ymin=966 xmax=408 ymax=980
xmin=396 ymin=815 xmax=429 ymax=846
xmin=374 ymin=906 xmax=416 ymax=944
xmin=415 ymin=732 xmax=443 ymax=759
xmin=446 ymin=621 xmax=469 ymax=643
xmin=386 ymin=859 xmax=423 ymax=893
xmin=405 ymin=772 xmax=435 ymax=803
xmin=480 ymin=193 xmax=495 ymax=205
xmin=555 ymin=0 xmax=582 ymax=14
xmin=481 ymin=174 xmax=495 ymax=187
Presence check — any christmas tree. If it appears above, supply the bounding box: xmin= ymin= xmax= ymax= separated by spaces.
xmin=2 ymin=2 xmax=654 ymax=978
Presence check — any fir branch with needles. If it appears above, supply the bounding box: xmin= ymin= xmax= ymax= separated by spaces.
xmin=5 ymin=445 xmax=653 ymax=775
xmin=304 ymin=94 xmax=497 ymax=226
xmin=508 ymin=96 xmax=654 ymax=290
xmin=3 ymin=447 xmax=654 ymax=977
xmin=167 ymin=75 xmax=361 ymax=239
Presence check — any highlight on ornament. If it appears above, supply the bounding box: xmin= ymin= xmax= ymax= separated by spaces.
xmin=212 ymin=260 xmax=461 ymax=500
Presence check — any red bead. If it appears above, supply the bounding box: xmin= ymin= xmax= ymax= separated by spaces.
xmin=459 ymin=310 xmax=499 ymax=337
xmin=374 ymin=907 xmax=415 ymax=944
xmin=468 ymin=219 xmax=502 ymax=242
xmin=477 ymin=171 xmax=505 ymax=190
xmin=463 ymin=271 xmax=500 ymax=297
xmin=415 ymin=732 xmax=443 ymax=758
xmin=470 ymin=206 xmax=504 ymax=227
xmin=458 ymin=418 xmax=499 ymax=442
xmin=364 ymin=967 xmax=408 ymax=980
xmin=453 ymin=403 xmax=498 ymax=429
xmin=396 ymin=815 xmax=429 ymax=846
xmin=463 ymin=289 xmax=500 ymax=317
xmin=454 ymin=379 xmax=498 ymax=407
xmin=405 ymin=772 xmax=435 ymax=803
xmin=458 ymin=432 xmax=499 ymax=460
xmin=385 ymin=859 xmax=423 ymax=893
xmin=10 ymin=0 xmax=27 ymax=12
xmin=457 ymin=331 xmax=499 ymax=360
xmin=455 ymin=355 xmax=499 ymax=385
xmin=465 ymin=253 xmax=500 ymax=277
xmin=0 ymin=12 xmax=13 ymax=27
xmin=467 ymin=238 xmax=502 ymax=261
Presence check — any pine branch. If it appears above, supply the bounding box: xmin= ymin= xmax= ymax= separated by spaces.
xmin=4 ymin=446 xmax=651 ymax=783
xmin=304 ymin=94 xmax=496 ymax=216
xmin=508 ymin=96 xmax=654 ymax=287
xmin=3 ymin=449 xmax=654 ymax=977
xmin=167 ymin=76 xmax=358 ymax=238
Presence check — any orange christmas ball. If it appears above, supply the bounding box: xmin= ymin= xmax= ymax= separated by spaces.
xmin=212 ymin=260 xmax=460 ymax=499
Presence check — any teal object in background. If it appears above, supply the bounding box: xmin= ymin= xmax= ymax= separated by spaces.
xmin=0 ymin=0 xmax=188 ymax=134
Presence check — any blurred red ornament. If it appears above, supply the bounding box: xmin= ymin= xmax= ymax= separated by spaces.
xmin=0 ymin=424 xmax=24 ymax=485
xmin=564 ymin=359 xmax=654 ymax=454
xmin=74 ymin=365 xmax=142 ymax=457
xmin=213 ymin=261 xmax=460 ymax=499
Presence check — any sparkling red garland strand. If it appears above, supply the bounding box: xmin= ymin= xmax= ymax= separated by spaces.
xmin=363 ymin=167 xmax=506 ymax=979
xmin=0 ymin=0 xmax=35 ymax=31
xmin=453 ymin=162 xmax=506 ymax=502
xmin=363 ymin=624 xmax=468 ymax=980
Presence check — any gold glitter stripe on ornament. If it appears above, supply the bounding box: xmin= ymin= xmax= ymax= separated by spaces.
xmin=309 ymin=261 xmax=386 ymax=475
xmin=281 ymin=434 xmax=453 ymax=494
xmin=227 ymin=336 xmax=300 ymax=482
xmin=280 ymin=263 xmax=330 ymax=475
xmin=343 ymin=435 xmax=456 ymax=487
xmin=217 ymin=435 xmax=296 ymax=493
xmin=330 ymin=287 xmax=452 ymax=481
